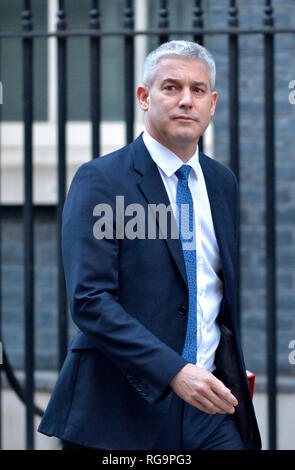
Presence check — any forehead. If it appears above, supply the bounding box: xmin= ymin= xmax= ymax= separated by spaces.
xmin=153 ymin=56 xmax=210 ymax=85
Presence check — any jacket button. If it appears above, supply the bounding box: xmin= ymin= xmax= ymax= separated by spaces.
xmin=178 ymin=306 xmax=187 ymax=316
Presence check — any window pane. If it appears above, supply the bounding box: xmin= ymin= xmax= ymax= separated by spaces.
xmin=66 ymin=0 xmax=124 ymax=121
xmin=147 ymin=0 xmax=195 ymax=52
xmin=0 ymin=0 xmax=48 ymax=121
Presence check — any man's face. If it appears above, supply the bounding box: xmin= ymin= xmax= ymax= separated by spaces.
xmin=137 ymin=56 xmax=218 ymax=158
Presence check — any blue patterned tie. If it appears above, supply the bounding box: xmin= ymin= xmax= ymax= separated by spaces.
xmin=175 ymin=165 xmax=197 ymax=364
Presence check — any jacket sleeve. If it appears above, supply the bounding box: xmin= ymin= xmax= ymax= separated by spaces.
xmin=62 ymin=161 xmax=187 ymax=405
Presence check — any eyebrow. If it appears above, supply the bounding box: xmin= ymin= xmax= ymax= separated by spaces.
xmin=161 ymin=78 xmax=208 ymax=89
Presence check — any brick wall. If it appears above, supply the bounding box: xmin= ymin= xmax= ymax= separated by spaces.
xmin=1 ymin=208 xmax=77 ymax=371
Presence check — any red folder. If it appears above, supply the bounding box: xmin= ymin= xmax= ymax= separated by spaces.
xmin=246 ymin=370 xmax=255 ymax=399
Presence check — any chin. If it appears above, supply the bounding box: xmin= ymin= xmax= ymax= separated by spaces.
xmin=173 ymin=125 xmax=199 ymax=138
xmin=173 ymin=132 xmax=198 ymax=145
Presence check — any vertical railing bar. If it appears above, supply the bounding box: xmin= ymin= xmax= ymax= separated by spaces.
xmin=0 ymin=35 xmax=3 ymax=451
xmin=22 ymin=0 xmax=35 ymax=450
xmin=193 ymin=0 xmax=204 ymax=153
xmin=228 ymin=0 xmax=241 ymax=332
xmin=124 ymin=0 xmax=135 ymax=144
xmin=158 ymin=0 xmax=169 ymax=45
xmin=228 ymin=0 xmax=240 ymax=181
xmin=89 ymin=1 xmax=101 ymax=159
xmin=193 ymin=0 xmax=203 ymax=45
xmin=57 ymin=0 xmax=68 ymax=370
xmin=263 ymin=0 xmax=277 ymax=451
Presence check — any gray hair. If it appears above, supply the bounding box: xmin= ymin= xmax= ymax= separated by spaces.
xmin=142 ymin=40 xmax=216 ymax=89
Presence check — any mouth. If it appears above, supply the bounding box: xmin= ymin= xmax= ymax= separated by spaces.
xmin=173 ymin=115 xmax=197 ymax=122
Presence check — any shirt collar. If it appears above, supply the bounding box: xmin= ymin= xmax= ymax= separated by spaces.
xmin=142 ymin=130 xmax=200 ymax=179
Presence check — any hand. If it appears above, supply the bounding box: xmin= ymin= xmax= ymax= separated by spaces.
xmin=169 ymin=363 xmax=238 ymax=414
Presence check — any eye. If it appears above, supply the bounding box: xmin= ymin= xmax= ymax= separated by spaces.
xmin=193 ymin=86 xmax=205 ymax=94
xmin=165 ymin=85 xmax=176 ymax=91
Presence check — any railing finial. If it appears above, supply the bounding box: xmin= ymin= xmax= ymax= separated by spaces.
xmin=263 ymin=0 xmax=274 ymax=27
xmin=124 ymin=0 xmax=134 ymax=30
xmin=158 ymin=0 xmax=169 ymax=30
xmin=228 ymin=0 xmax=239 ymax=28
xmin=193 ymin=0 xmax=203 ymax=30
xmin=21 ymin=0 xmax=33 ymax=32
xmin=57 ymin=0 xmax=67 ymax=31
xmin=89 ymin=0 xmax=100 ymax=30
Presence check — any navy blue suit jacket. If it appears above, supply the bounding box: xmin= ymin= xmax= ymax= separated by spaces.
xmin=38 ymin=134 xmax=261 ymax=449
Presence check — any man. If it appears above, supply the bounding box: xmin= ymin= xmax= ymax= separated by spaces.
xmin=38 ymin=40 xmax=261 ymax=450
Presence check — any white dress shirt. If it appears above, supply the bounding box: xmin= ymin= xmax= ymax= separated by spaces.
xmin=142 ymin=130 xmax=223 ymax=372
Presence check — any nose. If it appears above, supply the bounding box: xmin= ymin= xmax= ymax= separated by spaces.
xmin=178 ymin=87 xmax=193 ymax=108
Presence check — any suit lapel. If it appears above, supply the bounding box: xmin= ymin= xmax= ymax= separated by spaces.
xmin=130 ymin=136 xmax=235 ymax=293
xmin=131 ymin=135 xmax=188 ymax=287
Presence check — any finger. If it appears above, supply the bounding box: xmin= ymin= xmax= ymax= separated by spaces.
xmin=197 ymin=376 xmax=238 ymax=412
xmin=211 ymin=378 xmax=238 ymax=407
xmin=189 ymin=395 xmax=218 ymax=414
xmin=188 ymin=381 xmax=234 ymax=414
xmin=190 ymin=394 xmax=229 ymax=415
xmin=200 ymin=389 xmax=236 ymax=414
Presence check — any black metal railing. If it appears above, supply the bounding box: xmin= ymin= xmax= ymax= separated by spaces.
xmin=0 ymin=0 xmax=293 ymax=450
xmin=263 ymin=0 xmax=277 ymax=449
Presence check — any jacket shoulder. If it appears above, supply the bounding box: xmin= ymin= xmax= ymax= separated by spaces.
xmin=70 ymin=141 xmax=137 ymax=192
xmin=199 ymin=151 xmax=238 ymax=187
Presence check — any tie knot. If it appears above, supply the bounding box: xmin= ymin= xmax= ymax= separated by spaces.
xmin=175 ymin=165 xmax=192 ymax=182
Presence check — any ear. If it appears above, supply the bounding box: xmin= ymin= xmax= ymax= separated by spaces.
xmin=136 ymin=85 xmax=149 ymax=111
xmin=210 ymin=91 xmax=218 ymax=118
